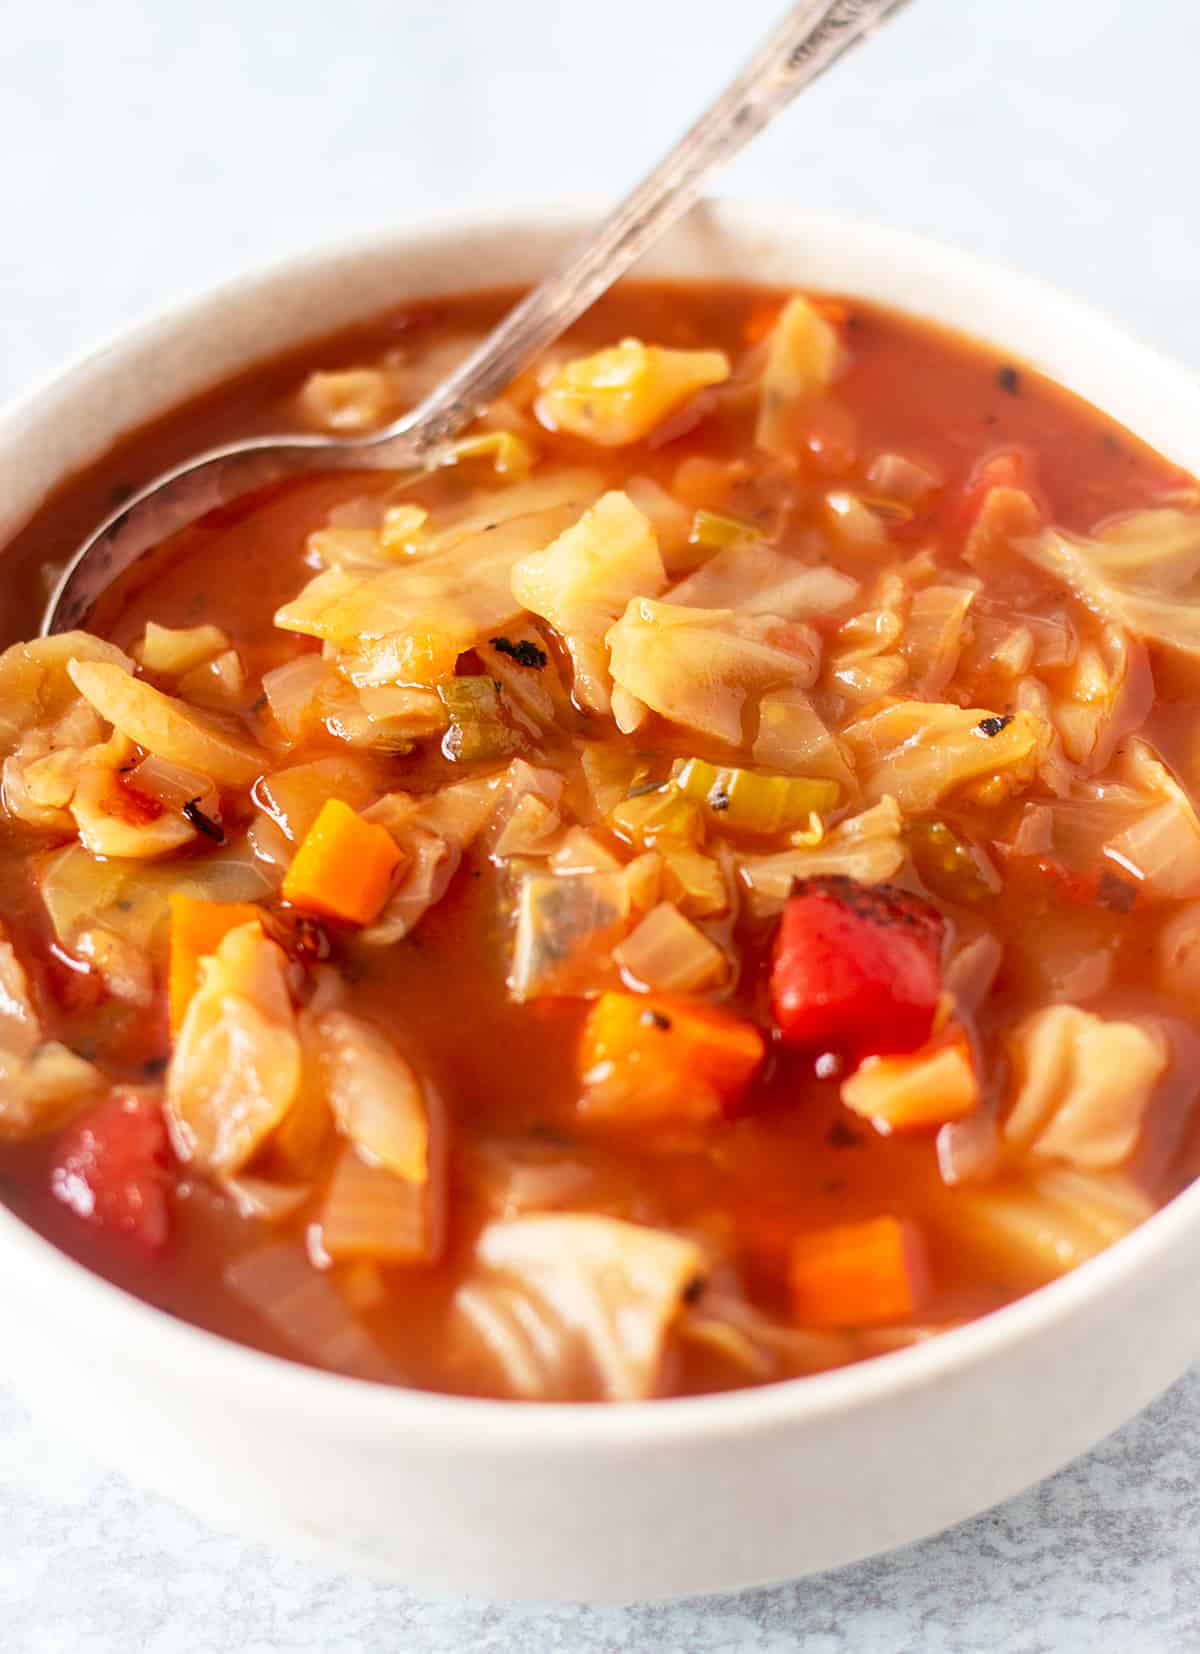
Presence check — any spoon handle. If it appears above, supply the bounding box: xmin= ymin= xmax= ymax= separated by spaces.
xmin=395 ymin=0 xmax=913 ymax=455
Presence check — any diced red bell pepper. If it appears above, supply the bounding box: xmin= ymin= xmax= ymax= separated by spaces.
xmin=50 ymin=1090 xmax=172 ymax=1251
xmin=770 ymin=875 xmax=945 ymax=1061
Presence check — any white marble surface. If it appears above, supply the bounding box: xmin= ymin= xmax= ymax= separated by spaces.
xmin=2 ymin=0 xmax=1200 ymax=1645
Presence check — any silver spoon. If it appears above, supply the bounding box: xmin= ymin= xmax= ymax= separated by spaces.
xmin=43 ymin=0 xmax=911 ymax=636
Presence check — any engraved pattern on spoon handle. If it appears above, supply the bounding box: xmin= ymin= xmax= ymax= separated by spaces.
xmin=387 ymin=0 xmax=914 ymax=456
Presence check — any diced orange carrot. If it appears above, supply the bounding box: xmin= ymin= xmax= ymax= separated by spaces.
xmin=840 ymin=1035 xmax=979 ymax=1134
xmin=281 ymin=798 xmax=404 ymax=926
xmin=790 ymin=1216 xmax=928 ymax=1329
xmin=579 ymin=991 xmax=764 ymax=1123
xmin=167 ymin=894 xmax=262 ymax=1032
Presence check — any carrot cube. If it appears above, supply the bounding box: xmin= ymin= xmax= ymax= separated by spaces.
xmin=840 ymin=1036 xmax=978 ymax=1134
xmin=281 ymin=798 xmax=404 ymax=926
xmin=579 ymin=991 xmax=764 ymax=1123
xmin=789 ymin=1215 xmax=928 ymax=1329
xmin=168 ymin=895 xmax=262 ymax=1031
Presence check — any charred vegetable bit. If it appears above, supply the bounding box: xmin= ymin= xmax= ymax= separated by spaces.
xmin=182 ymin=797 xmax=225 ymax=842
xmin=0 ymin=277 xmax=1191 ymax=1404
xmin=770 ymin=876 xmax=946 ymax=1062
xmin=489 ymin=635 xmax=548 ymax=669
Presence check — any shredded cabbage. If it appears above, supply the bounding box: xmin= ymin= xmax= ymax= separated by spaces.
xmin=450 ymin=1214 xmax=704 ymax=1400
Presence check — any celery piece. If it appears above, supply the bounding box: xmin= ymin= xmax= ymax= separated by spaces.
xmin=908 ymin=820 xmax=995 ymax=904
xmin=438 ymin=677 xmax=523 ymax=765
xmin=607 ymin=785 xmax=702 ymax=850
xmin=688 ymin=508 xmax=761 ymax=552
xmin=674 ymin=758 xmax=840 ymax=834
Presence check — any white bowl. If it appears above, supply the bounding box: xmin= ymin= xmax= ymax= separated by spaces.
xmin=3 ymin=201 xmax=1200 ymax=1604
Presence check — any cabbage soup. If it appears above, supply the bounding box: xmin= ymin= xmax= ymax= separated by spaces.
xmin=0 ymin=280 xmax=1197 ymax=1401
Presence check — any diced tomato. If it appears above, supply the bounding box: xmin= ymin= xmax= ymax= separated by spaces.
xmin=50 ymin=1090 xmax=173 ymax=1251
xmin=770 ymin=875 xmax=945 ymax=1061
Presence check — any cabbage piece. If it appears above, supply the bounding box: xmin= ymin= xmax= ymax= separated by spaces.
xmin=315 ymin=1010 xmax=431 ymax=1182
xmin=277 ymin=477 xmax=601 ymax=688
xmin=900 ymin=585 xmax=976 ymax=696
xmin=491 ymin=793 xmax=561 ymax=859
xmin=1103 ymin=740 xmax=1200 ymax=899
xmin=669 ymin=543 xmax=859 ymax=620
xmin=943 ymin=1169 xmax=1152 ymax=1285
xmin=737 ymin=796 xmax=905 ymax=916
xmin=68 ymin=733 xmax=199 ymax=859
xmin=507 ymin=869 xmax=635 ymax=1002
xmin=660 ymin=845 xmax=729 ymax=918
xmin=866 ymin=452 xmax=942 ymax=507
xmin=0 ymin=934 xmax=103 ymax=1139
xmin=624 ymin=477 xmax=695 ymax=572
xmin=1016 ymin=507 xmax=1200 ymax=659
xmin=359 ymin=775 xmax=505 ymax=945
xmin=1003 ymin=1004 xmax=1168 ymax=1169
xmin=67 ymin=660 xmax=263 ymax=787
xmin=1049 ymin=623 xmax=1151 ymax=772
xmin=256 ymin=754 xmax=380 ymax=844
xmin=317 ymin=1145 xmax=438 ymax=1265
xmin=612 ymin=901 xmax=727 ymax=993
xmin=0 ymin=632 xmax=133 ymax=753
xmin=225 ymin=1241 xmax=399 ymax=1381
xmin=963 ymin=486 xmax=1043 ymax=578
xmin=752 ymin=687 xmax=857 ymax=792
xmin=165 ymin=921 xmax=301 ymax=1175
xmin=510 ymin=491 xmax=666 ymax=715
xmin=0 ymin=1041 xmax=103 ymax=1140
xmin=2 ymin=699 xmax=109 ymax=834
xmin=535 ymin=339 xmax=730 ymax=447
xmin=607 ymin=598 xmax=821 ymax=747
xmin=843 ymin=701 xmax=1049 ymax=812
xmin=177 ymin=649 xmax=247 ymax=711
xmin=755 ymin=295 xmax=839 ymax=457
xmin=135 ymin=621 xmax=229 ymax=676
xmin=822 ymin=601 xmax=909 ymax=706
xmin=451 ymin=1215 xmax=704 ymax=1400
xmin=39 ymin=838 xmax=277 ymax=959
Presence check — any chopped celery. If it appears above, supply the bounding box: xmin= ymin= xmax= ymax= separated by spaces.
xmin=908 ymin=820 xmax=995 ymax=904
xmin=442 ymin=430 xmax=536 ymax=481
xmin=438 ymin=677 xmax=523 ymax=765
xmin=673 ymin=758 xmax=840 ymax=834
xmin=688 ymin=509 xmax=760 ymax=551
xmin=607 ymin=784 xmax=702 ymax=850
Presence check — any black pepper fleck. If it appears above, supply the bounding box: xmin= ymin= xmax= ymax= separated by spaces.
xmin=995 ymin=365 xmax=1021 ymax=395
xmin=828 ymin=1119 xmax=865 ymax=1149
xmin=641 ymin=1008 xmax=672 ymax=1031
xmin=977 ymin=714 xmax=1014 ymax=739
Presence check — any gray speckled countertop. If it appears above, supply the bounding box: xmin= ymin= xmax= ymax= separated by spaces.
xmin=3 ymin=0 xmax=1200 ymax=1646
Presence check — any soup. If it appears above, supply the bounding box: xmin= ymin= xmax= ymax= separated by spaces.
xmin=1 ymin=280 xmax=1198 ymax=1402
